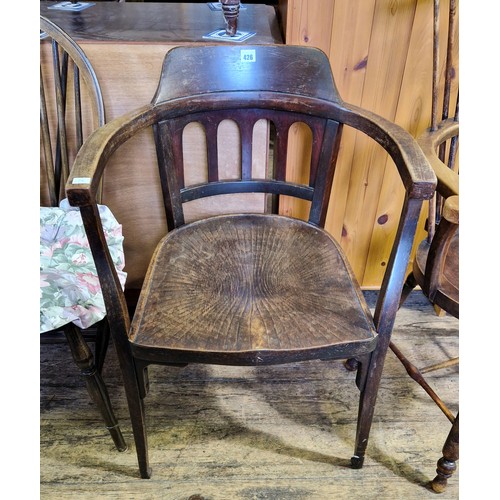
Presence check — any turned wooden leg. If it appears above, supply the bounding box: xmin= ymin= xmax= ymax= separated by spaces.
xmin=63 ymin=323 xmax=127 ymax=452
xmin=431 ymin=413 xmax=459 ymax=493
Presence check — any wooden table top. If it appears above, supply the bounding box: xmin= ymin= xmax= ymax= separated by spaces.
xmin=40 ymin=1 xmax=283 ymax=44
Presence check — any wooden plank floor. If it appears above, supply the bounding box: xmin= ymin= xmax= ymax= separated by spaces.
xmin=40 ymin=291 xmax=459 ymax=499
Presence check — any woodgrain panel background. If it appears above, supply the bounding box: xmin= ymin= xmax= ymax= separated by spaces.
xmin=278 ymin=0 xmax=459 ymax=287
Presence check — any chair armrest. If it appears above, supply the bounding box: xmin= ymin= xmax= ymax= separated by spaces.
xmin=66 ymin=104 xmax=154 ymax=207
xmin=335 ymin=103 xmax=437 ymax=337
xmin=417 ymin=118 xmax=459 ymax=198
xmin=340 ymin=102 xmax=437 ymax=200
xmin=442 ymin=194 xmax=459 ymax=225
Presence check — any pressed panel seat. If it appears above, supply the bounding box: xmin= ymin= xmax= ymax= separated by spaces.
xmin=131 ymin=214 xmax=377 ymax=363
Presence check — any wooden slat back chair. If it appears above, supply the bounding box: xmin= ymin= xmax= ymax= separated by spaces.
xmin=389 ymin=0 xmax=459 ymax=493
xmin=40 ymin=15 xmax=126 ymax=452
xmin=66 ymin=44 xmax=436 ymax=478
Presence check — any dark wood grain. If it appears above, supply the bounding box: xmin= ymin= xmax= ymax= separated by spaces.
xmin=130 ymin=215 xmax=377 ymax=365
xmin=432 ymin=413 xmax=459 ymax=493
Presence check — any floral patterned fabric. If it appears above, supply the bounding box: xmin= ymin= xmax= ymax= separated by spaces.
xmin=40 ymin=199 xmax=126 ymax=333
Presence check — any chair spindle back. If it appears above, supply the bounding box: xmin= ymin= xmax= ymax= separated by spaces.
xmin=40 ymin=16 xmax=105 ymax=207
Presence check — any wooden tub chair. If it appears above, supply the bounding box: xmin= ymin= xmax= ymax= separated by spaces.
xmin=66 ymin=44 xmax=436 ymax=478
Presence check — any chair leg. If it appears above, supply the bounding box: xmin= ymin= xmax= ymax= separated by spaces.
xmin=113 ymin=346 xmax=152 ymax=478
xmin=344 ymin=357 xmax=359 ymax=372
xmin=94 ymin=318 xmax=110 ymax=375
xmin=345 ymin=273 xmax=417 ymax=374
xmin=351 ymin=347 xmax=388 ymax=469
xmin=431 ymin=413 xmax=459 ymax=493
xmin=63 ymin=323 xmax=127 ymax=452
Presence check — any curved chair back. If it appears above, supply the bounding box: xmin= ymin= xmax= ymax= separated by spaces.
xmin=40 ymin=15 xmax=105 ymax=207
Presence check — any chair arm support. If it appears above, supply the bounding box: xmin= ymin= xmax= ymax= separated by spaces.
xmin=66 ymin=104 xmax=154 ymax=207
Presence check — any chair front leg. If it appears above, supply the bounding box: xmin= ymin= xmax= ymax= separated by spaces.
xmin=63 ymin=323 xmax=127 ymax=452
xmin=351 ymin=341 xmax=390 ymax=468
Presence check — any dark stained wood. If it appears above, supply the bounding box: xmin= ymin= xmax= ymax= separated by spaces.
xmin=130 ymin=214 xmax=377 ymax=365
xmin=432 ymin=413 xmax=459 ymax=493
xmin=40 ymin=15 xmax=126 ymax=452
xmin=413 ymin=218 xmax=458 ymax=318
xmin=66 ymin=44 xmax=436 ymax=479
xmin=63 ymin=322 xmax=127 ymax=451
xmin=39 ymin=2 xmax=282 ymax=45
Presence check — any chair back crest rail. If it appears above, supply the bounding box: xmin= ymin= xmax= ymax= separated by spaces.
xmin=67 ymin=45 xmax=436 ymax=345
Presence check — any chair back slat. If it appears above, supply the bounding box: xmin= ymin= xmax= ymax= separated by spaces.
xmin=204 ymin=119 xmax=219 ymax=183
xmin=309 ymin=120 xmax=343 ymax=227
xmin=427 ymin=0 xmax=458 ymax=241
xmin=153 ymin=103 xmax=341 ymax=231
xmin=447 ymin=92 xmax=459 ymax=170
xmin=441 ymin=0 xmax=457 ymax=122
xmin=52 ymin=41 xmax=70 ymax=202
xmin=74 ymin=65 xmax=84 ymax=151
xmin=239 ymin=119 xmax=254 ymax=181
xmin=271 ymin=118 xmax=290 ymax=183
xmin=431 ymin=0 xmax=440 ymax=131
xmin=40 ymin=71 xmax=58 ymax=207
